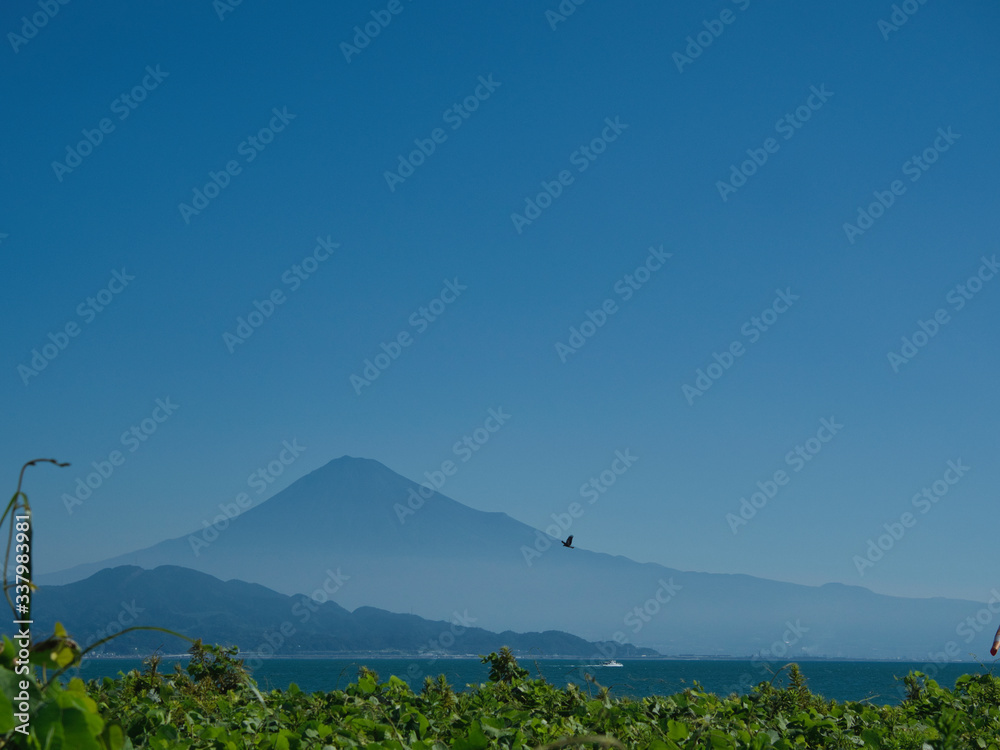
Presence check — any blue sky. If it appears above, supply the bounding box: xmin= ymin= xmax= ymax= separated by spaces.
xmin=3 ymin=0 xmax=999 ymax=603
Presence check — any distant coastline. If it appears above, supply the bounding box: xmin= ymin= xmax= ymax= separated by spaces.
xmin=79 ymin=653 xmax=981 ymax=663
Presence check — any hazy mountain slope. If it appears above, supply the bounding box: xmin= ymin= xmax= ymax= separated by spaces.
xmin=27 ymin=565 xmax=658 ymax=658
xmin=39 ymin=457 xmax=989 ymax=659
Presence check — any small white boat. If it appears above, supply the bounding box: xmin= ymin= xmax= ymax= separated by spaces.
xmin=601 ymin=660 xmax=623 ymax=667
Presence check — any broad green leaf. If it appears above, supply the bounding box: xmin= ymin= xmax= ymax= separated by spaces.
xmin=452 ymin=720 xmax=489 ymax=750
xmin=101 ymin=723 xmax=126 ymax=750
xmin=861 ymin=728 xmax=883 ymax=748
xmin=0 ymin=666 xmax=28 ymax=734
xmin=667 ymin=719 xmax=689 ymax=741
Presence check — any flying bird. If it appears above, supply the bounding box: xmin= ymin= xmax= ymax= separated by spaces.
xmin=562 ymin=535 xmax=574 ymax=548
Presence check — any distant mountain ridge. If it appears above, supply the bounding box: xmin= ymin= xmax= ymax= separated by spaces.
xmin=25 ymin=565 xmax=658 ymax=660
xmin=39 ymin=456 xmax=993 ymax=660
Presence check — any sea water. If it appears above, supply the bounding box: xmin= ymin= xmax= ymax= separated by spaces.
xmin=70 ymin=657 xmax=982 ymax=706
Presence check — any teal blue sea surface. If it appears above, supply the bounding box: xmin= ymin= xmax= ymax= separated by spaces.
xmin=71 ymin=658 xmax=983 ymax=707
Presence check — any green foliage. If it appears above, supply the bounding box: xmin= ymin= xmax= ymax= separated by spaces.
xmin=0 ymin=459 xmax=194 ymax=749
xmin=184 ymin=641 xmax=249 ymax=694
xmin=9 ymin=635 xmax=1000 ymax=748
xmin=480 ymin=646 xmax=530 ymax=684
xmin=0 ymin=458 xmax=122 ymax=750
xmin=70 ymin=653 xmax=1000 ymax=750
